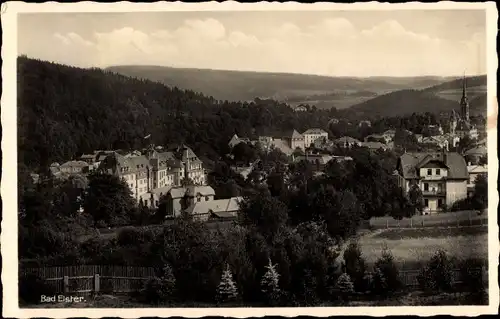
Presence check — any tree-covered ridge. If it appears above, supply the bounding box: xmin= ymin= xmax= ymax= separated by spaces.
xmin=17 ymin=57 xmax=335 ymax=171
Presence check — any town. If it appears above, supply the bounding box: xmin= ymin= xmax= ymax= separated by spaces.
xmin=13 ymin=7 xmax=491 ymax=310
xmin=40 ymin=77 xmax=487 ymax=222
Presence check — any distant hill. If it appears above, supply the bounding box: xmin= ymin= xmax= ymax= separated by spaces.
xmin=107 ymin=65 xmax=452 ymax=106
xmin=349 ymin=75 xmax=488 ymax=118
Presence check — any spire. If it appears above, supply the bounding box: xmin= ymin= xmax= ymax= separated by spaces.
xmin=462 ymin=71 xmax=467 ymax=99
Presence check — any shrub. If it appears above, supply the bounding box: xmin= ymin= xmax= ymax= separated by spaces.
xmin=418 ymin=249 xmax=453 ymax=293
xmin=140 ymin=264 xmax=176 ymax=305
xmin=19 ymin=273 xmax=57 ymax=304
xmin=343 ymin=242 xmax=368 ymax=292
xmin=370 ymin=247 xmax=401 ymax=297
xmin=459 ymin=258 xmax=488 ymax=304
xmin=117 ymin=227 xmax=140 ymax=246
xmin=335 ymin=273 xmax=355 ymax=301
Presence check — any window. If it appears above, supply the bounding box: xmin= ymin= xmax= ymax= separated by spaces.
xmin=438 ymin=199 xmax=443 ymax=208
xmin=424 ymin=199 xmax=429 ymax=207
xmin=205 ymin=196 xmax=209 ymax=201
xmin=436 ymin=169 xmax=441 ymax=175
xmin=197 ymin=197 xmax=201 ymax=202
xmin=423 ymin=183 xmax=429 ymax=191
xmin=427 ymin=169 xmax=432 ymax=175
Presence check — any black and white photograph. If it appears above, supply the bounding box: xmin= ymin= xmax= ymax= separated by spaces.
xmin=1 ymin=1 xmax=498 ymax=317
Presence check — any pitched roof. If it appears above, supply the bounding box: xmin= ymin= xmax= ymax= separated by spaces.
xmin=335 ymin=136 xmax=362 ymax=144
xmin=60 ymin=160 xmax=89 ymax=168
xmin=168 ymin=185 xmax=216 ymax=199
xmin=303 ymin=128 xmax=328 ymax=135
xmin=465 ymin=146 xmax=487 ymax=155
xmin=468 ymin=165 xmax=488 ymax=174
xmin=361 ymin=142 xmax=387 ymax=150
xmin=271 ymin=138 xmax=293 ymax=156
xmin=185 ymin=197 xmax=243 ymax=215
xmin=398 ymin=152 xmax=468 ymax=180
xmin=291 ymin=129 xmax=304 ymax=139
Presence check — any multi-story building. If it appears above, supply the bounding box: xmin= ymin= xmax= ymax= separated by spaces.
xmin=284 ymin=130 xmax=305 ymax=151
xmin=99 ymin=152 xmax=154 ymax=202
xmin=467 ymin=164 xmax=487 ymax=196
xmin=303 ymin=128 xmax=329 ymax=148
xmin=396 ymin=152 xmax=469 ymax=213
xmin=162 ymin=185 xmax=216 ymax=217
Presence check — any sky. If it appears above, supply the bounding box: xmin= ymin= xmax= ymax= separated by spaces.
xmin=17 ymin=10 xmax=487 ymax=77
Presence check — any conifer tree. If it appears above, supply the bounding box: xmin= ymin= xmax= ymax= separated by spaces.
xmin=335 ymin=272 xmax=354 ymax=302
xmin=261 ymin=258 xmax=281 ymax=305
xmin=216 ymin=263 xmax=239 ymax=303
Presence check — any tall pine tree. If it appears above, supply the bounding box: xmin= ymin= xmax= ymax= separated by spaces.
xmin=261 ymin=258 xmax=281 ymax=306
xmin=216 ymin=264 xmax=239 ymax=303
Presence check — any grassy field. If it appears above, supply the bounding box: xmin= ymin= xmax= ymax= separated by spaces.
xmin=358 ymin=225 xmax=488 ymax=270
xmin=369 ymin=210 xmax=488 ymax=230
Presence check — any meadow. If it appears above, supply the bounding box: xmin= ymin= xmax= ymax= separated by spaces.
xmin=358 ymin=225 xmax=488 ymax=270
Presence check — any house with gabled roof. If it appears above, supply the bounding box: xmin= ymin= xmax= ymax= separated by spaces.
xmin=395 ymin=151 xmax=469 ymax=213
xmin=283 ymin=129 xmax=305 ymax=151
xmin=303 ymin=128 xmax=329 ymax=148
xmin=162 ymin=185 xmax=216 ymax=217
xmin=185 ymin=196 xmax=243 ymax=221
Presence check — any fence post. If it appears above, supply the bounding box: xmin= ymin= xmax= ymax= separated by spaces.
xmin=63 ymin=276 xmax=69 ymax=293
xmin=94 ymin=274 xmax=100 ymax=294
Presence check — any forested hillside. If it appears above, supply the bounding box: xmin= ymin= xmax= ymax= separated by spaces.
xmin=17 ymin=57 xmax=336 ymax=171
xmin=107 ymin=65 xmax=449 ymax=103
xmin=349 ymin=90 xmax=460 ymax=117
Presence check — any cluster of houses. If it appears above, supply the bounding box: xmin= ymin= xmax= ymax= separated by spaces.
xmin=48 ymin=144 xmax=242 ymax=222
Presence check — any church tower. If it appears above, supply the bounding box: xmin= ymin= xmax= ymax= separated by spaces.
xmin=460 ymin=75 xmax=470 ymax=123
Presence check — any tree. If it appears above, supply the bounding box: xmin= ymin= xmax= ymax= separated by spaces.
xmin=478 ymin=154 xmax=487 ymax=166
xmin=180 ymin=177 xmax=195 ymax=187
xmin=216 ymin=264 xmax=239 ymax=304
xmin=371 ymin=247 xmax=401 ymax=297
xmin=238 ymin=191 xmax=288 ymax=241
xmin=418 ymin=249 xmax=453 ymax=293
xmin=142 ymin=264 xmax=176 ymax=305
xmin=471 ymin=173 xmax=488 ymax=210
xmin=232 ymin=142 xmax=257 ymax=165
xmin=83 ymin=172 xmax=136 ymax=227
xmin=408 ymin=182 xmax=424 ymax=216
xmin=261 ymin=258 xmax=281 ymax=306
xmin=343 ymin=242 xmax=368 ymax=292
xmin=335 ymin=273 xmax=355 ymax=302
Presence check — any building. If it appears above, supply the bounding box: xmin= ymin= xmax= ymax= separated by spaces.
xmin=364 ymin=134 xmax=391 ymax=144
xmin=284 ymin=130 xmax=305 ymax=151
xmin=294 ymin=154 xmax=353 ymax=170
xmin=334 ymin=136 xmax=362 ymax=148
xmin=395 ymin=152 xmax=469 ymax=213
xmin=382 ymin=130 xmax=397 ymax=142
xmin=425 ymin=125 xmax=444 ymax=136
xmin=162 ymin=185 xmax=216 ymax=217
xmin=358 ymin=120 xmax=372 ymax=127
xmin=228 ymin=134 xmax=251 ymax=149
xmin=99 ymin=152 xmax=154 ymax=202
xmin=420 ymin=136 xmax=449 ymax=151
xmin=360 ymin=141 xmax=388 ymax=151
xmin=303 ymin=128 xmax=329 ymax=148
xmin=449 ymin=77 xmax=479 ymax=140
xmin=467 ymin=164 xmax=487 ymax=196
xmin=294 ymin=105 xmax=308 ymax=112
xmin=60 ymin=160 xmax=90 ymax=175
xmin=184 ymin=196 xmax=243 ymax=221
xmin=464 ymin=145 xmax=487 ymax=164
xmin=169 ymin=144 xmax=206 ymax=185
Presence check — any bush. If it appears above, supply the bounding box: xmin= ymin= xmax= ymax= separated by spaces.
xmin=139 ymin=264 xmax=176 ymax=305
xmin=370 ymin=247 xmax=401 ymax=297
xmin=459 ymin=258 xmax=488 ymax=304
xmin=343 ymin=242 xmax=368 ymax=292
xmin=19 ymin=273 xmax=57 ymax=304
xmin=418 ymin=249 xmax=453 ymax=293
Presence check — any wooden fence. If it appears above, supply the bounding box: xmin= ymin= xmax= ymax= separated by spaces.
xmin=21 ymin=265 xmax=156 ymax=295
xmin=21 ymin=265 xmax=488 ymax=295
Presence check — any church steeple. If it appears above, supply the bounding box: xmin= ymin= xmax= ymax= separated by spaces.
xmin=460 ymin=73 xmax=469 ymax=123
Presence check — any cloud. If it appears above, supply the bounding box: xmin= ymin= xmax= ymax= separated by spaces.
xmin=35 ymin=17 xmax=486 ymax=76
